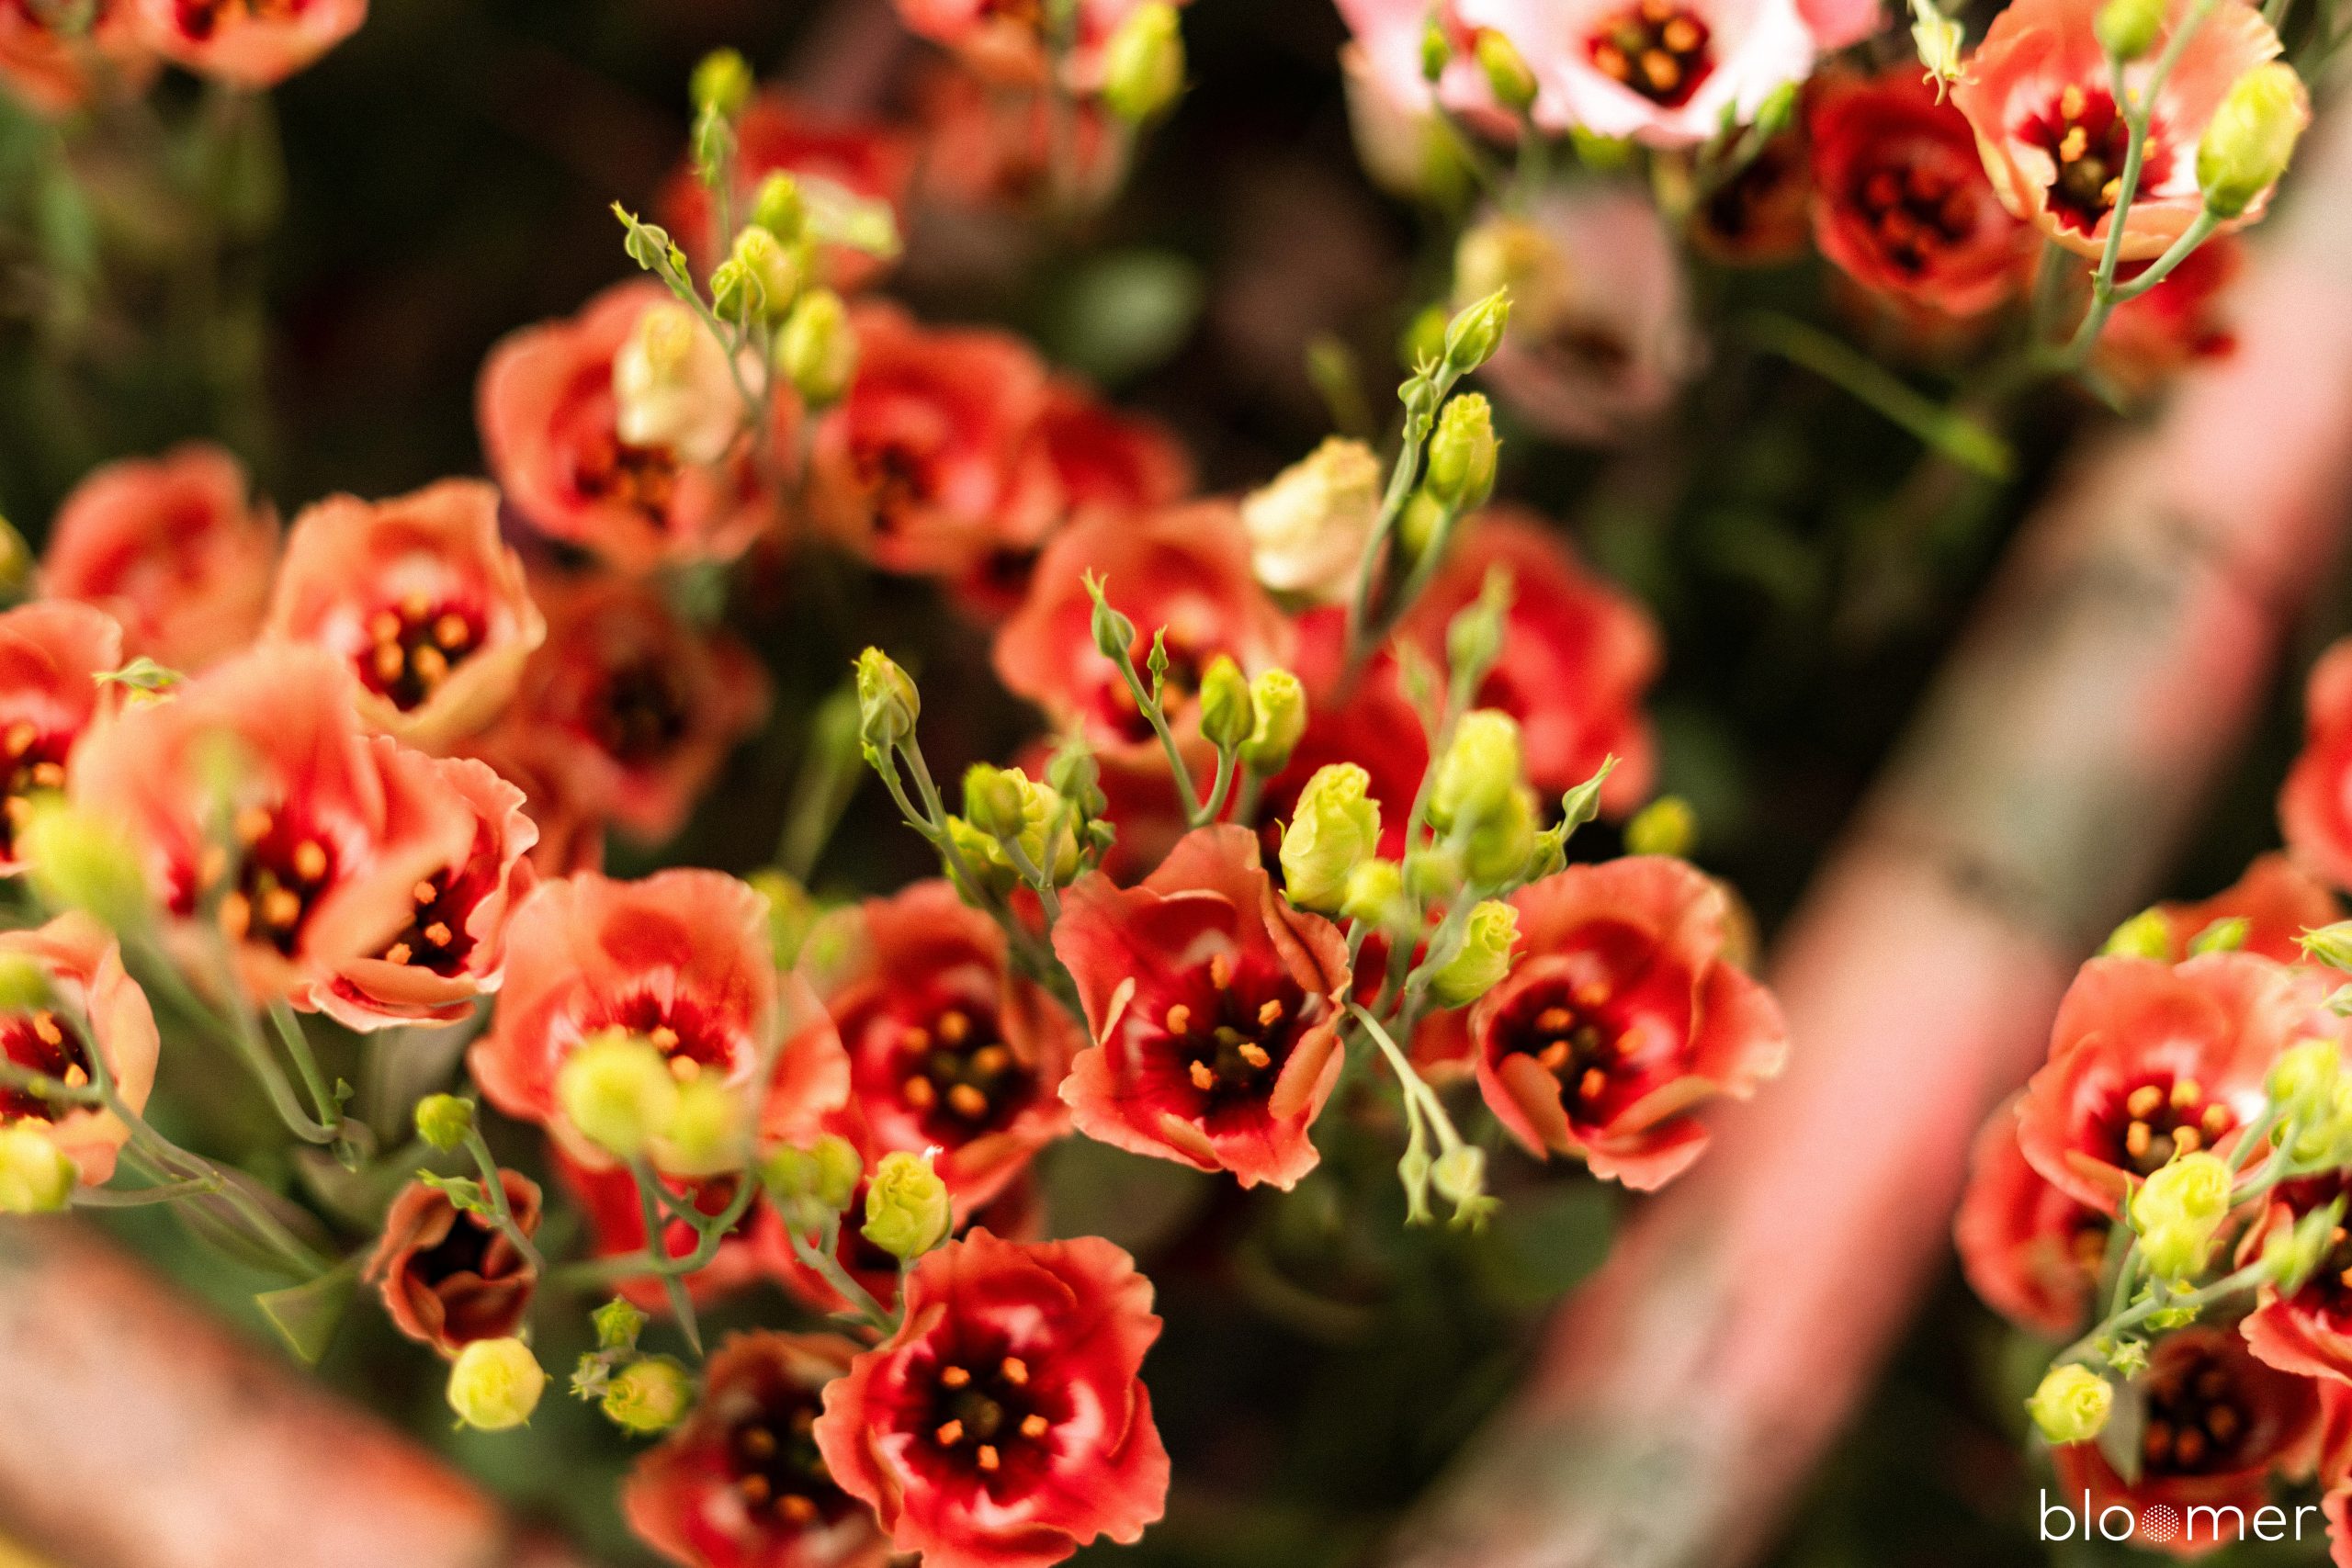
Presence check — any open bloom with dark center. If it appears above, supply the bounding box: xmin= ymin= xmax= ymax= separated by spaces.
xmin=1690 ymin=127 xmax=1814 ymax=265
xmin=1051 ymin=825 xmax=1350 ymax=1190
xmin=1396 ymin=509 xmax=1659 ymax=808
xmin=2241 ymin=1172 xmax=2352 ymax=1384
xmin=1952 ymin=0 xmax=2297 ymax=259
xmin=800 ymin=881 xmax=1080 ymax=1212
xmin=481 ymin=569 xmax=767 ymax=845
xmin=263 ymin=479 xmax=543 ymax=752
xmin=2281 ymin=637 xmax=2352 ymax=891
xmin=69 ymin=645 xmax=478 ymax=1005
xmin=366 ymin=1168 xmax=542 ymax=1356
xmin=0 ymin=913 xmax=159 ymax=1188
xmin=2147 ymin=853 xmax=2340 ymax=965
xmin=2015 ymin=953 xmax=2329 ymax=1215
xmin=2052 ymin=1327 xmax=2322 ymax=1551
xmin=1808 ymin=68 xmax=2031 ymax=320
xmin=0 ymin=0 xmax=153 ymax=115
xmin=1472 ymin=856 xmax=1787 ymax=1189
xmin=314 ymin=746 xmax=537 ymax=1032
xmin=125 ymin=0 xmax=364 ymax=86
xmin=0 ymin=601 xmax=122 ymax=874
xmin=995 ymin=504 xmax=1293 ymax=773
xmin=480 ymin=282 xmax=779 ymax=572
xmin=661 ymin=90 xmax=915 ymax=292
xmin=1459 ymin=0 xmax=1816 ymax=147
xmin=469 ymin=869 xmax=849 ymax=1174
xmin=557 ymin=1150 xmax=771 ymax=1310
xmin=806 ymin=301 xmax=1049 ymax=580
xmin=813 ymin=1230 xmax=1168 ymax=1568
xmin=626 ymin=1332 xmax=888 ymax=1568
xmin=40 ymin=442 xmax=277 ymax=674
xmin=2096 ymin=233 xmax=2244 ymax=399
xmin=1954 ymin=1096 xmax=2108 ymax=1337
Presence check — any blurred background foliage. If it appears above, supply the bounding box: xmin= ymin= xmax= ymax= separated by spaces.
xmin=4 ymin=0 xmax=2346 ymax=1563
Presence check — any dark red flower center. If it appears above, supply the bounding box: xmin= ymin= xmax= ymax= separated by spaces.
xmin=723 ymin=1383 xmax=855 ymax=1528
xmin=1146 ymin=950 xmax=1315 ymax=1122
xmin=1497 ymin=976 xmax=1649 ymax=1125
xmin=2275 ymin=1176 xmax=2352 ymax=1315
xmin=856 ymin=437 xmax=944 ymax=535
xmin=357 ymin=592 xmax=484 ymax=713
xmin=917 ymin=1346 xmax=1064 ymax=1488
xmin=173 ymin=0 xmax=309 ymax=39
xmin=2098 ymin=1074 xmax=2237 ymax=1178
xmin=1588 ymin=0 xmax=1713 ymax=108
xmin=891 ymin=1003 xmax=1035 ymax=1143
xmin=584 ymin=656 xmax=690 ymax=766
xmin=373 ymin=821 xmax=498 ymax=976
xmin=1849 ymin=149 xmax=1986 ymax=276
xmin=410 ymin=1208 xmax=499 ymax=1289
xmin=575 ymin=429 xmax=681 ymax=520
xmin=0 ymin=1009 xmax=89 ymax=1122
xmin=193 ymin=804 xmax=340 ymax=956
xmin=598 ymin=994 xmax=740 ymax=1080
xmin=2018 ymin=83 xmax=2172 ymax=236
xmin=2141 ymin=1347 xmax=2256 ymax=1476
xmin=0 ymin=719 xmax=70 ymax=861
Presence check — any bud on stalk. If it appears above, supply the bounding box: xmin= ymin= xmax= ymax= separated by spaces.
xmin=1281 ymin=763 xmax=1383 ymax=912
xmin=2198 ymin=62 xmax=2309 ymax=219
xmin=778 ymin=288 xmax=858 ymax=404
xmin=447 ymin=1337 xmax=548 ymax=1431
xmin=1102 ymin=3 xmax=1185 ymax=122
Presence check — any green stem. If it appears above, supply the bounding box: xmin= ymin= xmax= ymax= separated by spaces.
xmin=786 ymin=1216 xmax=898 ymax=1333
xmin=628 ymin=1159 xmax=702 ymax=1355
xmin=460 ymin=1128 xmax=544 ymax=1276
xmin=1743 ymin=311 xmax=2014 ymax=479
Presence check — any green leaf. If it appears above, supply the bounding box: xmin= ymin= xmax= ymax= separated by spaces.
xmin=254 ymin=1256 xmax=362 ymax=1365
xmin=1043 ymin=250 xmax=1205 ymax=385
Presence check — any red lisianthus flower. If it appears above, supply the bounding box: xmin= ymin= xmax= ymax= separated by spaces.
xmin=40 ymin=442 xmax=277 ymax=673
xmin=479 ymin=282 xmax=779 ymax=573
xmin=1689 ymin=128 xmax=1813 ymax=265
xmin=556 ymin=1151 xmax=771 ymax=1310
xmin=1807 ymin=68 xmax=2030 ymax=320
xmin=800 ymin=881 xmax=1080 ymax=1212
xmin=1050 ymin=825 xmax=1350 ymax=1190
xmin=1951 ymin=0 xmax=2298 ymax=260
xmin=661 ymin=91 xmax=915 ymax=292
xmin=910 ymin=62 xmax=1127 ymax=213
xmin=125 ymin=0 xmax=363 ymax=85
xmin=313 ymin=746 xmax=537 ymax=1032
xmin=2052 ymin=1327 xmax=2322 ymax=1554
xmin=469 ymin=869 xmax=850 ymax=1173
xmin=813 ymin=1230 xmax=1169 ymax=1568
xmin=262 ymin=479 xmax=544 ymax=752
xmin=806 ymin=302 xmax=1049 ymax=579
xmin=0 ymin=913 xmax=160 ymax=1189
xmin=1472 ymin=855 xmax=1787 ymax=1189
xmin=481 ymin=569 xmax=767 ymax=845
xmin=2015 ymin=953 xmax=2327 ymax=1215
xmin=2097 ymin=234 xmax=2244 ymax=400
xmin=0 ymin=600 xmax=123 ymax=873
xmin=625 ymin=1332 xmax=888 ymax=1568
xmin=893 ymin=0 xmax=1177 ymax=90
xmin=457 ymin=723 xmax=605 ymax=878
xmin=68 ymin=645 xmax=479 ymax=1006
xmin=1954 ymin=1096 xmax=2108 ymax=1337
xmin=2241 ymin=1172 xmax=2352 ymax=1384
xmin=2149 ymin=853 xmax=2340 ymax=965
xmin=995 ymin=503 xmax=1295 ymax=772
xmin=2280 ymin=638 xmax=2352 ymax=890
xmin=1396 ymin=509 xmax=1658 ymax=808
xmin=366 ymin=1168 xmax=541 ymax=1356
xmin=0 ymin=0 xmax=153 ymax=115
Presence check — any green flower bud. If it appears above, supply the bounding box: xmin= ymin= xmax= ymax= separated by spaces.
xmin=944 ymin=816 xmax=1016 ymax=897
xmin=1046 ymin=743 xmax=1108 ymax=819
xmin=2096 ymin=0 xmax=2163 ymax=59
xmin=1425 ymin=394 xmax=1498 ymax=511
xmin=1568 ymin=127 xmax=1636 ymax=170
xmin=1239 ymin=670 xmax=1306 ymax=773
xmin=1462 ymin=784 xmax=1540 ymax=888
xmin=1405 ymin=843 xmax=1464 ymax=904
xmin=1911 ymin=9 xmax=1963 ymax=92
xmin=0 ymin=1123 xmax=74 ymax=1213
xmin=2102 ymin=907 xmax=2174 ymax=960
xmin=2188 ymin=916 xmax=2248 ymax=955
xmin=1199 ymin=655 xmax=1255 ymax=751
xmin=862 ymin=1149 xmax=951 ymax=1262
xmin=556 ymin=1031 xmax=680 ymax=1162
xmin=1339 ymin=858 xmax=1411 ymax=933
xmin=1428 ymin=899 xmax=1520 ymax=1008
xmin=1441 ymin=288 xmax=1511 ymax=374
xmin=1430 ymin=1143 xmax=1497 ymax=1227
xmin=1625 ymin=795 xmax=1697 ymax=859
xmin=21 ymin=800 xmax=150 ymax=932
xmin=657 ymin=1075 xmax=747 ymax=1178
xmin=777 ymin=288 xmax=859 ymax=404
xmin=750 ymin=172 xmax=805 ymax=240
xmin=2027 ymin=1363 xmax=2112 ymax=1446
xmin=1444 ymin=567 xmax=1512 ymax=681
xmin=447 ymin=1337 xmax=547 ymax=1431
xmin=2198 ymin=62 xmax=2308 ymax=219
xmin=963 ymin=762 xmax=1030 ymax=841
xmin=1088 ymin=581 xmax=1137 ymax=664
xmin=1419 ymin=17 xmax=1451 ymax=81
xmin=854 ymin=647 xmax=919 ymax=750
xmin=2301 ymin=920 xmax=2352 ymax=971
xmin=413 ymin=1094 xmax=474 ymax=1154
xmin=1430 ymin=709 xmax=1523 ymax=832
xmin=2271 ymin=1038 xmax=2341 ymax=1124
xmin=2266 ymin=1198 xmax=2343 ymax=1294
xmin=2130 ymin=1150 xmax=2233 ymax=1279
xmin=592 ymin=1296 xmax=649 ymax=1351
xmin=758 ymin=1132 xmax=864 ymax=1224
xmin=690 ymin=49 xmax=752 ymax=118
xmin=1102 ymin=2 xmax=1184 ymax=122
xmin=602 ymin=1356 xmax=695 ymax=1435
xmin=720 ymin=227 xmax=805 ymax=323
xmin=1281 ymin=763 xmax=1383 ymax=912
xmin=1472 ymin=28 xmax=1537 ymax=114
xmin=1400 ymin=302 xmax=1450 ymax=369
xmin=1397 ymin=490 xmax=1449 ymax=562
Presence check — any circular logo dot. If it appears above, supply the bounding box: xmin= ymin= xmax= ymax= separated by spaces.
xmin=2141 ymin=1505 xmax=2181 ymax=1544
